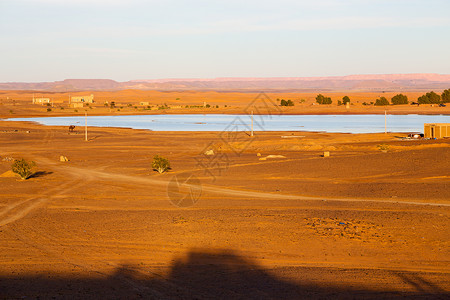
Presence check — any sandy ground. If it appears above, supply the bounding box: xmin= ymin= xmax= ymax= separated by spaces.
xmin=0 ymin=116 xmax=449 ymax=299
xmin=1 ymin=89 xmax=450 ymax=118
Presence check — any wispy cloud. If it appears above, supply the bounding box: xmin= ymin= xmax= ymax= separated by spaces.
xmin=63 ymin=16 xmax=450 ymax=39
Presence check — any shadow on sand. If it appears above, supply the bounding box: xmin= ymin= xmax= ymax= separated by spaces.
xmin=29 ymin=171 xmax=53 ymax=179
xmin=0 ymin=249 xmax=448 ymax=299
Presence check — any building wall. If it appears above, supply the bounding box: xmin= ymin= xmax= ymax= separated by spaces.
xmin=33 ymin=98 xmax=50 ymax=104
xmin=424 ymin=124 xmax=450 ymax=138
xmin=71 ymin=94 xmax=94 ymax=103
xmin=70 ymin=103 xmax=84 ymax=108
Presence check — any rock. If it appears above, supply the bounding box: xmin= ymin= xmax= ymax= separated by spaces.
xmin=265 ymin=155 xmax=286 ymax=159
xmin=256 ymin=153 xmax=261 ymax=156
xmin=204 ymin=149 xmax=214 ymax=156
xmin=59 ymin=156 xmax=69 ymax=162
xmin=259 ymin=155 xmax=286 ymax=161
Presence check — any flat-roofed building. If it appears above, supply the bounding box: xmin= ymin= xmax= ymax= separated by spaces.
xmin=32 ymin=97 xmax=51 ymax=104
xmin=424 ymin=123 xmax=450 ymax=139
xmin=71 ymin=94 xmax=94 ymax=103
xmin=70 ymin=103 xmax=84 ymax=108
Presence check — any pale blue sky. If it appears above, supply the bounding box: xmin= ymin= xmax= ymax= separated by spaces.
xmin=1 ymin=0 xmax=449 ymax=82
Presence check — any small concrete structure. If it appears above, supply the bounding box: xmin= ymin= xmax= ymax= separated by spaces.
xmin=71 ymin=94 xmax=94 ymax=103
xmin=424 ymin=123 xmax=450 ymax=139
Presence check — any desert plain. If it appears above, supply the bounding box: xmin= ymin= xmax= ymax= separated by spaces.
xmin=0 ymin=90 xmax=449 ymax=299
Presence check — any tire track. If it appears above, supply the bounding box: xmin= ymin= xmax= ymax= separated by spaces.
xmin=0 ymin=179 xmax=84 ymax=227
xmin=40 ymin=158 xmax=450 ymax=208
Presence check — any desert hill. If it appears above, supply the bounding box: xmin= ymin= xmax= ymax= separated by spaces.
xmin=1 ymin=74 xmax=449 ymax=92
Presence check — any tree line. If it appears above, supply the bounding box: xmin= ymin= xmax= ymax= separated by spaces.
xmin=312 ymin=89 xmax=450 ymax=106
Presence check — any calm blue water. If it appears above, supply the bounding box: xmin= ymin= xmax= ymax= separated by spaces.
xmin=4 ymin=114 xmax=450 ymax=133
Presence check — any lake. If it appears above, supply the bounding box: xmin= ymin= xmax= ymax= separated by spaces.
xmin=5 ymin=114 xmax=450 ymax=133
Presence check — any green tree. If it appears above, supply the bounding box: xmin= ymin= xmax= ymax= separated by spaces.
xmin=418 ymin=91 xmax=441 ymax=104
xmin=280 ymin=99 xmax=294 ymax=106
xmin=342 ymin=96 xmax=350 ymax=105
xmin=441 ymin=89 xmax=450 ymax=103
xmin=391 ymin=94 xmax=408 ymax=105
xmin=374 ymin=97 xmax=389 ymax=106
xmin=316 ymin=94 xmax=332 ymax=105
xmin=11 ymin=158 xmax=36 ymax=180
xmin=152 ymin=155 xmax=170 ymax=174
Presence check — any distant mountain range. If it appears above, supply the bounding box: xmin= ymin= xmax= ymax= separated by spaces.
xmin=1 ymin=74 xmax=449 ymax=92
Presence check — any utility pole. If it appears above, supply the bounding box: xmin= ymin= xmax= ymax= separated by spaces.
xmin=384 ymin=110 xmax=387 ymax=134
xmin=85 ymin=111 xmax=88 ymax=141
xmin=251 ymin=110 xmax=254 ymax=137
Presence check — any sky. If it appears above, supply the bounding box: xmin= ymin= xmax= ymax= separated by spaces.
xmin=1 ymin=0 xmax=449 ymax=82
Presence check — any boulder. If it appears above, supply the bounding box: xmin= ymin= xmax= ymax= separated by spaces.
xmin=204 ymin=149 xmax=214 ymax=156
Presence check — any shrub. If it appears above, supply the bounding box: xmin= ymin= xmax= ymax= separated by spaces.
xmin=280 ymin=99 xmax=294 ymax=106
xmin=152 ymin=155 xmax=170 ymax=173
xmin=418 ymin=91 xmax=441 ymax=104
xmin=391 ymin=94 xmax=408 ymax=105
xmin=316 ymin=94 xmax=332 ymax=105
xmin=441 ymin=89 xmax=450 ymax=103
xmin=374 ymin=97 xmax=389 ymax=106
xmin=11 ymin=158 xmax=36 ymax=179
xmin=342 ymin=96 xmax=350 ymax=105
xmin=46 ymin=108 xmax=52 ymax=112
